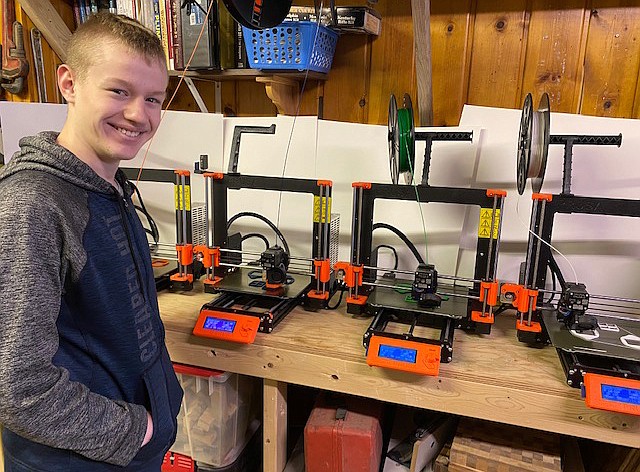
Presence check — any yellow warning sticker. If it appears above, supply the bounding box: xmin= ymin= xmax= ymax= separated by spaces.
xmin=313 ymin=196 xmax=332 ymax=223
xmin=174 ymin=185 xmax=191 ymax=211
xmin=478 ymin=208 xmax=500 ymax=239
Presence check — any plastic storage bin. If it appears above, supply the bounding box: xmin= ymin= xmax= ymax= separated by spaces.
xmin=196 ymin=421 xmax=262 ymax=472
xmin=170 ymin=364 xmax=260 ymax=468
xmin=242 ymin=21 xmax=338 ymax=73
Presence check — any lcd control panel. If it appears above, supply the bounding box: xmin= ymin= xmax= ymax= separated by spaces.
xmin=378 ymin=344 xmax=418 ymax=364
xmin=583 ymin=372 xmax=640 ymax=416
xmin=193 ymin=309 xmax=261 ymax=344
xmin=366 ymin=335 xmax=441 ymax=376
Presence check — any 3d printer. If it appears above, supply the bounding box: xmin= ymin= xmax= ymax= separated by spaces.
xmin=334 ymin=94 xmax=507 ymax=376
xmin=512 ymin=92 xmax=640 ymax=416
xmin=191 ymin=126 xmax=340 ymax=344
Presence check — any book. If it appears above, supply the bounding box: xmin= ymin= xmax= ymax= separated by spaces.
xmin=286 ymin=6 xmax=382 ymax=35
xmin=72 ymin=0 xmax=82 ymax=26
xmin=170 ymin=0 xmax=183 ymax=69
xmin=218 ymin=0 xmax=236 ymax=70
xmin=139 ymin=0 xmax=156 ymax=34
xmin=152 ymin=0 xmax=162 ymax=42
xmin=115 ymin=0 xmax=134 ymax=19
xmin=164 ymin=0 xmax=174 ymax=69
xmin=179 ymin=0 xmax=220 ymax=70
xmin=158 ymin=0 xmax=170 ymax=66
xmin=234 ymin=21 xmax=248 ymax=68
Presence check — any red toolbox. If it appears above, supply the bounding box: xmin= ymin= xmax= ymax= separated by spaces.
xmin=304 ymin=393 xmax=384 ymax=472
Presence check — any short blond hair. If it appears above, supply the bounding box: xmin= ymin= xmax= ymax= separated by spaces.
xmin=66 ymin=12 xmax=166 ymax=81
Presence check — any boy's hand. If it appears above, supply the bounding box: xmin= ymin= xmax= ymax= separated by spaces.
xmin=141 ymin=411 xmax=153 ymax=446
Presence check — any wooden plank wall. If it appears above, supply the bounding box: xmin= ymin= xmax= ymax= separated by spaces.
xmin=3 ymin=0 xmax=74 ymax=103
xmin=5 ymin=0 xmax=640 ymax=126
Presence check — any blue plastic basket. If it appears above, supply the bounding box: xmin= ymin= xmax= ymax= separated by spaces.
xmin=242 ymin=21 xmax=338 ymax=73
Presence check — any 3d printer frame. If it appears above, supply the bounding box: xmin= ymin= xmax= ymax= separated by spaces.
xmin=513 ymin=97 xmax=640 ymax=414
xmin=517 ymin=191 xmax=640 ymax=415
xmin=192 ymin=172 xmax=336 ymax=344
xmin=121 ymin=167 xmax=194 ymax=291
xmin=338 ymin=182 xmax=506 ymax=375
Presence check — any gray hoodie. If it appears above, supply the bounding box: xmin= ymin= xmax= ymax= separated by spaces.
xmin=0 ymin=132 xmax=182 ymax=470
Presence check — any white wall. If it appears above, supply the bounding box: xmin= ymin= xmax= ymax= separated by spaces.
xmin=460 ymin=105 xmax=640 ymax=298
xmin=4 ymin=101 xmax=639 ymax=299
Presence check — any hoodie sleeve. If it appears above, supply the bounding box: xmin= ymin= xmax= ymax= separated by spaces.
xmin=0 ymin=175 xmax=148 ymax=467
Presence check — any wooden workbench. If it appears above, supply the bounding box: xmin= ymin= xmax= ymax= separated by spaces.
xmin=159 ymin=286 xmax=640 ymax=471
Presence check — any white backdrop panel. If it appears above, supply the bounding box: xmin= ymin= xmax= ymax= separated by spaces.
xmin=0 ymin=103 xmax=225 ymax=247
xmin=460 ymin=105 xmax=640 ymax=298
xmin=316 ymin=120 xmax=483 ymax=278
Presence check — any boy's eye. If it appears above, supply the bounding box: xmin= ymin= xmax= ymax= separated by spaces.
xmin=111 ymin=89 xmax=126 ymax=96
xmin=146 ymin=97 xmax=161 ymax=104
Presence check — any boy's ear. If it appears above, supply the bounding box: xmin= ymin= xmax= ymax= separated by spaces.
xmin=57 ymin=64 xmax=77 ymax=103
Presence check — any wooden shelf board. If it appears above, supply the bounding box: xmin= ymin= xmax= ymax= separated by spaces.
xmin=158 ymin=283 xmax=640 ymax=449
xmin=169 ymin=68 xmax=327 ymax=81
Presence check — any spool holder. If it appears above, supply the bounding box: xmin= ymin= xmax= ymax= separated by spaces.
xmin=388 ymin=93 xmax=473 ymax=186
xmin=517 ymin=92 xmax=622 ymax=195
xmin=515 ymin=94 xmax=640 ymax=414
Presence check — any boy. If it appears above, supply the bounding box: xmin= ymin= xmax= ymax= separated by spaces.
xmin=0 ymin=12 xmax=182 ymax=471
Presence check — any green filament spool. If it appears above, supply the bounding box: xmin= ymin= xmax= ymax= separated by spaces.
xmin=388 ymin=94 xmax=415 ymax=184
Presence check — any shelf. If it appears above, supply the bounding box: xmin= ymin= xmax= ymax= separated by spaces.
xmin=158 ymin=284 xmax=640 ymax=471
xmin=169 ymin=69 xmax=327 ymax=115
xmin=169 ymin=68 xmax=327 ymax=82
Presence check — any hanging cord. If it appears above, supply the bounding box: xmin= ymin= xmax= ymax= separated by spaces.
xmin=227 ymin=212 xmax=291 ymax=255
xmin=373 ymin=244 xmax=399 ymax=270
xmin=134 ymin=0 xmax=216 ymax=185
xmin=515 ymin=194 xmax=578 ymax=283
xmin=274 ymin=0 xmax=325 ymax=243
xmin=130 ymin=180 xmax=160 ymax=246
xmin=373 ymin=222 xmax=425 ymax=265
xmin=403 ymin=116 xmax=429 ymax=263
xmin=241 ymin=232 xmax=270 ymax=250
xmin=327 ymin=280 xmax=347 ymax=310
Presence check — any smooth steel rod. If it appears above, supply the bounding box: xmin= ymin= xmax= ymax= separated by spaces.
xmin=362 ymin=265 xmax=478 ymax=283
xmin=361 ymin=281 xmax=479 ymax=300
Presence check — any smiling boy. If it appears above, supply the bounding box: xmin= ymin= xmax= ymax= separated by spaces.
xmin=0 ymin=12 xmax=182 ymax=471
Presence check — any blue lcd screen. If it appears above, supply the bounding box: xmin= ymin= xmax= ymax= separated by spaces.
xmin=378 ymin=344 xmax=417 ymax=364
xmin=203 ymin=317 xmax=237 ymax=333
xmin=601 ymin=384 xmax=640 ymax=405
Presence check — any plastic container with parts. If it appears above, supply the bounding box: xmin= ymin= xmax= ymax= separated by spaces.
xmin=169 ymin=363 xmax=261 ymax=468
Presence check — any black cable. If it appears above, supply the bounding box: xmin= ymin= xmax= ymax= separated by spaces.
xmin=547 ymin=253 xmax=566 ymax=304
xmin=373 ymin=244 xmax=399 ymax=270
xmin=493 ymin=303 xmax=510 ymax=316
xmin=548 ymin=253 xmax=566 ymax=291
xmin=241 ymin=233 xmax=270 ymax=251
xmin=327 ymin=281 xmax=347 ymax=310
xmin=180 ymin=0 xmax=217 ymax=27
xmin=327 ymin=289 xmax=345 ymax=310
xmin=546 ymin=266 xmax=558 ymax=304
xmin=227 ymin=212 xmax=290 ymax=255
xmin=134 ymin=204 xmax=159 ymax=242
xmin=373 ymin=222 xmax=425 ymax=265
xmin=130 ymin=182 xmax=159 ymax=245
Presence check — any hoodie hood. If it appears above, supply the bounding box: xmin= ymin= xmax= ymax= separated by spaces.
xmin=0 ymin=131 xmax=130 ymax=196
